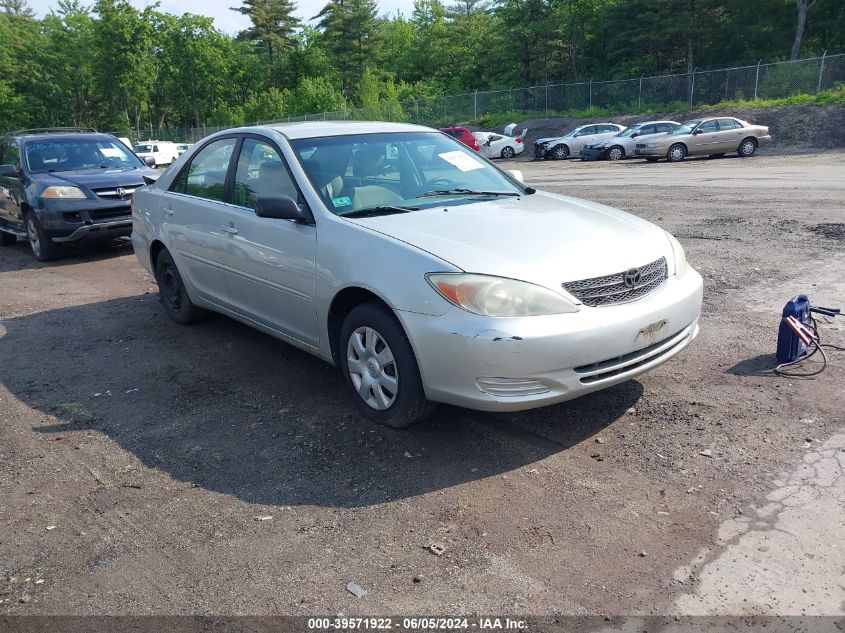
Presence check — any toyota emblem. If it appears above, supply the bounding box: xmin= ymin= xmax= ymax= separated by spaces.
xmin=623 ymin=267 xmax=642 ymax=289
xmin=116 ymin=187 xmax=127 ymax=199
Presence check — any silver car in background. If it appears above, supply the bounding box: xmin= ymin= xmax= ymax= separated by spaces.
xmin=580 ymin=121 xmax=680 ymax=161
xmin=132 ymin=122 xmax=703 ymax=428
xmin=534 ymin=123 xmax=626 ymax=160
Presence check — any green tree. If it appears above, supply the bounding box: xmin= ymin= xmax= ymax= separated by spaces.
xmin=231 ymin=0 xmax=301 ymax=67
xmin=315 ymin=0 xmax=378 ymax=97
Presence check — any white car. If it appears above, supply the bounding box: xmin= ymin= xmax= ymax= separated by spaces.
xmin=580 ymin=121 xmax=680 ymax=161
xmin=133 ymin=140 xmax=179 ymax=167
xmin=534 ymin=123 xmax=625 ymax=160
xmin=132 ymin=121 xmax=703 ymax=428
xmin=473 ymin=131 xmax=525 ymax=159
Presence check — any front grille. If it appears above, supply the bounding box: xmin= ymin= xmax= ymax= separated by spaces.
xmin=562 ymin=256 xmax=667 ymax=307
xmin=89 ymin=208 xmax=130 ymax=220
xmin=91 ymin=185 xmax=140 ymax=200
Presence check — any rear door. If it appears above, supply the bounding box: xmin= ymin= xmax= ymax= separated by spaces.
xmin=160 ymin=136 xmax=238 ymax=303
xmin=216 ymin=135 xmax=318 ymax=347
xmin=716 ymin=118 xmax=745 ymax=152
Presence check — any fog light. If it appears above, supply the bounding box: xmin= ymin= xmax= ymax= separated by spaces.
xmin=476 ymin=378 xmax=550 ymax=397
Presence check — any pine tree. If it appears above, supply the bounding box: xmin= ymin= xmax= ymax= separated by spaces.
xmin=314 ymin=0 xmax=378 ymax=97
xmin=231 ymin=0 xmax=301 ymax=65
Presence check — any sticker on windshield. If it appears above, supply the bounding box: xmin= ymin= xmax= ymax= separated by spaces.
xmin=332 ymin=196 xmax=352 ymax=207
xmin=100 ymin=147 xmax=124 ymax=158
xmin=437 ymin=151 xmax=484 ymax=172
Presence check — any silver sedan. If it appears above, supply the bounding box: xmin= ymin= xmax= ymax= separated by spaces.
xmin=132 ymin=122 xmax=702 ymax=427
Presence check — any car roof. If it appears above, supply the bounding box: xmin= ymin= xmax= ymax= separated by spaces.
xmin=258 ymin=121 xmax=436 ymax=140
xmin=15 ymin=132 xmax=117 ymax=143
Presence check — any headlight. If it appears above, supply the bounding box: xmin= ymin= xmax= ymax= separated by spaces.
xmin=665 ymin=232 xmax=688 ymax=279
xmin=426 ymin=273 xmax=579 ymax=317
xmin=42 ymin=186 xmax=86 ymax=199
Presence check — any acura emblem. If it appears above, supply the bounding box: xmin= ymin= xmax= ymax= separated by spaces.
xmin=623 ymin=267 xmax=642 ymax=289
xmin=116 ymin=187 xmax=127 ymax=199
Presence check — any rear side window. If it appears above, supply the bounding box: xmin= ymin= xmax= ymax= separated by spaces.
xmin=170 ymin=137 xmax=237 ymax=202
xmin=0 ymin=141 xmax=20 ymax=168
xmin=600 ymin=125 xmax=620 ymax=133
xmin=718 ymin=118 xmax=742 ymax=130
xmin=656 ymin=123 xmax=676 ymax=133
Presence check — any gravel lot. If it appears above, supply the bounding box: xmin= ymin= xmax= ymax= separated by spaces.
xmin=1 ymin=151 xmax=843 ymax=616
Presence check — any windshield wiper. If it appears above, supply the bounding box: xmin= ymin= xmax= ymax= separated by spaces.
xmin=417 ymin=188 xmax=521 ymax=199
xmin=341 ymin=205 xmax=419 ymax=218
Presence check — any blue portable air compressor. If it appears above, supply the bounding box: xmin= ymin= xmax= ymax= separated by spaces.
xmin=776 ymin=294 xmax=813 ymax=363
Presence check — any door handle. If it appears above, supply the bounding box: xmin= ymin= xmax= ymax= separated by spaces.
xmin=221 ymin=224 xmax=238 ymax=235
xmin=163 ymin=206 xmax=174 ymax=216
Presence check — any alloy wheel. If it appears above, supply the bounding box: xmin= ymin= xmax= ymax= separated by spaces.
xmin=608 ymin=147 xmax=623 ymax=161
xmin=27 ymin=216 xmax=41 ymax=258
xmin=347 ymin=326 xmax=399 ymax=411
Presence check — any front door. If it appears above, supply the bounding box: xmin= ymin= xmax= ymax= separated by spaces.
xmin=689 ymin=119 xmax=720 ymax=154
xmin=0 ymin=141 xmax=24 ymax=228
xmin=216 ymin=135 xmax=318 ymax=348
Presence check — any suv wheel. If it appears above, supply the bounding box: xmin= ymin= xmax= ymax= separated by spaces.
xmin=26 ymin=213 xmax=60 ymax=261
xmin=154 ymin=249 xmax=206 ymax=324
xmin=340 ymin=302 xmax=437 ymax=428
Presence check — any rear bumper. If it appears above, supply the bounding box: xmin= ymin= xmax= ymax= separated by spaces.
xmin=398 ymin=268 xmax=704 ymax=412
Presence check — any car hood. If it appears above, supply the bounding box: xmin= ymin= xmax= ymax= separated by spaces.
xmin=32 ymin=167 xmax=154 ymax=189
xmin=535 ymin=135 xmax=572 ymax=145
xmin=347 ymin=191 xmax=673 ymax=292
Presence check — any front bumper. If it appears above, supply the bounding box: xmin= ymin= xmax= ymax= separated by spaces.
xmin=579 ymin=147 xmax=606 ymax=161
xmin=533 ymin=145 xmax=550 ymax=160
xmin=398 ymin=269 xmax=703 ymax=412
xmin=38 ymin=198 xmax=133 ymax=242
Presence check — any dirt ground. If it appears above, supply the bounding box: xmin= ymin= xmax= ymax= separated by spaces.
xmin=1 ymin=151 xmax=843 ymax=617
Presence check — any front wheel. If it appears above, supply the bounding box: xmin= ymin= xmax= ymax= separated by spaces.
xmin=501 ymin=146 xmax=515 ymax=159
xmin=154 ymin=249 xmax=206 ymax=324
xmin=26 ymin=213 xmax=61 ymax=261
xmin=340 ymin=302 xmax=436 ymax=428
xmin=551 ymin=144 xmax=569 ymax=160
xmin=666 ymin=143 xmax=687 ymax=162
xmin=738 ymin=137 xmax=757 ymax=157
xmin=607 ymin=146 xmax=624 ymax=161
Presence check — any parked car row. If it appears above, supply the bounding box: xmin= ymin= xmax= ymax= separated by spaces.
xmin=438 ymin=126 xmax=528 ymax=160
xmin=534 ymin=117 xmax=771 ymax=163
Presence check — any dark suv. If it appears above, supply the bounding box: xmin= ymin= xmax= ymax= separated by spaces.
xmin=0 ymin=128 xmax=158 ymax=261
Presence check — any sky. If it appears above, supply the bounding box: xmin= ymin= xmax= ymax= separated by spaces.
xmin=27 ymin=0 xmax=415 ymax=33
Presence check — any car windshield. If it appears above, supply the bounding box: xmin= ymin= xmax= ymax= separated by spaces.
xmin=672 ymin=121 xmax=701 ymax=135
xmin=25 ymin=139 xmax=144 ymax=173
xmin=134 ymin=144 xmax=154 ymax=153
xmin=290 ymin=132 xmax=526 ymax=216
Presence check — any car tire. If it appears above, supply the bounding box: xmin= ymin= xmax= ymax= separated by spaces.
xmin=551 ymin=144 xmax=569 ymax=160
xmin=645 ymin=157 xmax=660 ymax=163
xmin=501 ymin=146 xmax=515 ymax=159
xmin=154 ymin=248 xmax=207 ymax=325
xmin=25 ymin=213 xmax=61 ymax=261
xmin=738 ymin=137 xmax=757 ymax=157
xmin=0 ymin=230 xmax=16 ymax=246
xmin=340 ymin=302 xmax=437 ymax=428
xmin=607 ymin=145 xmax=624 ymax=161
xmin=666 ymin=143 xmax=687 ymax=162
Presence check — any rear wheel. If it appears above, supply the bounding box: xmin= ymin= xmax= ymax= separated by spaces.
xmin=0 ymin=230 xmax=16 ymax=246
xmin=154 ymin=249 xmax=206 ymax=324
xmin=666 ymin=143 xmax=687 ymax=162
xmin=25 ymin=213 xmax=61 ymax=261
xmin=551 ymin=144 xmax=569 ymax=160
xmin=340 ymin=302 xmax=436 ymax=428
xmin=738 ymin=137 xmax=757 ymax=157
xmin=607 ymin=145 xmax=624 ymax=161
xmin=501 ymin=146 xmax=515 ymax=159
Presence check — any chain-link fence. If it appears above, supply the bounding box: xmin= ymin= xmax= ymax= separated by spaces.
xmin=144 ymin=53 xmax=842 ymax=143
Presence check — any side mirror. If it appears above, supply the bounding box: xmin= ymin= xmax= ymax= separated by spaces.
xmin=0 ymin=164 xmax=19 ymax=177
xmin=508 ymin=169 xmax=524 ymax=183
xmin=143 ymin=155 xmax=156 ymax=167
xmin=142 ymin=173 xmax=159 ymax=185
xmin=255 ymin=195 xmax=311 ymax=223
xmin=692 ymin=129 xmax=703 ymax=135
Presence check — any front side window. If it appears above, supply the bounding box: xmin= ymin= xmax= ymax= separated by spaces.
xmin=24 ymin=138 xmax=144 ymax=173
xmin=233 ymin=138 xmax=299 ymax=208
xmin=291 ymin=132 xmax=524 ymax=216
xmin=170 ymin=137 xmax=236 ymax=202
xmin=672 ymin=120 xmax=702 ymax=135
xmin=698 ymin=120 xmax=719 ymax=133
